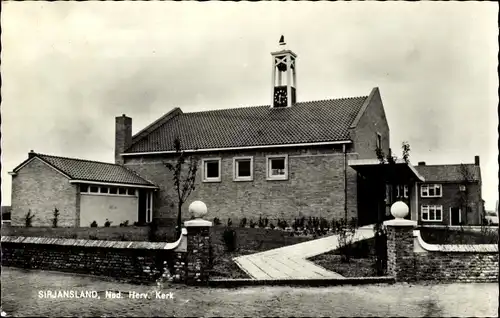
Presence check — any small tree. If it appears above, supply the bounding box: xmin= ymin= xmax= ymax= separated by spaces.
xmin=337 ymin=217 xmax=357 ymax=263
xmin=52 ymin=208 xmax=60 ymax=228
xmin=25 ymin=210 xmax=35 ymax=227
xmin=373 ymin=141 xmax=411 ymax=275
xmin=458 ymin=163 xmax=475 ymax=225
xmin=163 ymin=138 xmax=199 ymax=239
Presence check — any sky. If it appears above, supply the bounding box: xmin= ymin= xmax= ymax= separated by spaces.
xmin=1 ymin=2 xmax=498 ymax=210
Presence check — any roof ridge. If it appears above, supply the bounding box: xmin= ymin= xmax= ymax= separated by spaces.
xmin=183 ymin=95 xmax=369 ymax=114
xmin=36 ymin=153 xmax=120 ymax=167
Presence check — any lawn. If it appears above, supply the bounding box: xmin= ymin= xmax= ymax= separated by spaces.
xmin=2 ymin=267 xmax=498 ymax=317
xmin=418 ymin=227 xmax=498 ymax=245
xmin=308 ymin=237 xmax=380 ymax=277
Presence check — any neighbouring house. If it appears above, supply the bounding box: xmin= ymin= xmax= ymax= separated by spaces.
xmin=412 ymin=157 xmax=483 ymax=226
xmin=8 ymin=152 xmax=157 ymax=227
xmin=114 ymin=38 xmax=425 ymax=226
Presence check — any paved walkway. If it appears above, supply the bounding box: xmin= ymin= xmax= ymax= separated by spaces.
xmin=233 ymin=225 xmax=376 ymax=280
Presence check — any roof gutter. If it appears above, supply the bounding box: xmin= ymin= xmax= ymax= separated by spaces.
xmin=121 ymin=140 xmax=352 ymax=156
xmin=69 ymin=180 xmax=158 ymax=189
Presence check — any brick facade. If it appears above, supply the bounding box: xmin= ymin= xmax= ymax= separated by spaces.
xmin=349 ymin=88 xmax=390 ymax=159
xmin=124 ymin=146 xmax=361 ymax=225
xmin=11 ymin=158 xmax=78 ymax=227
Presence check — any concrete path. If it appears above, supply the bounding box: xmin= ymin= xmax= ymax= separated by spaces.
xmin=233 ymin=225 xmax=376 ymax=280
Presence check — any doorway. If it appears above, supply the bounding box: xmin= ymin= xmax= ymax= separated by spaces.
xmin=450 ymin=207 xmax=461 ymax=226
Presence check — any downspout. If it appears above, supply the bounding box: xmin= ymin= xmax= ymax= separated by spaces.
xmin=343 ymin=144 xmax=348 ymax=221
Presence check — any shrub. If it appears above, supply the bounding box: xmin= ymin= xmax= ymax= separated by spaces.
xmin=239 ymin=217 xmax=247 ymax=228
xmin=227 ymin=218 xmax=233 ymax=227
xmin=89 ymin=235 xmax=98 ymax=240
xmin=337 ymin=217 xmax=358 ymax=263
xmin=52 ymin=208 xmax=60 ymax=228
xmin=148 ymin=219 xmax=159 ymax=242
xmin=90 ymin=221 xmax=98 ymax=228
xmin=24 ymin=210 xmax=35 ymax=227
xmin=269 ymin=223 xmax=275 ymax=230
xmin=249 ymin=219 xmax=256 ymax=228
xmin=222 ymin=227 xmax=237 ymax=252
xmin=119 ymin=220 xmax=129 ymax=227
xmin=119 ymin=234 xmax=127 ymax=241
xmin=104 ymin=219 xmax=112 ymax=227
xmin=258 ymin=215 xmax=265 ymax=228
xmin=264 ymin=217 xmax=269 ymax=228
xmin=213 ymin=217 xmax=221 ymax=225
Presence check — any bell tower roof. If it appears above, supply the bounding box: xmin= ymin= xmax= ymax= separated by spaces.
xmin=271 ymin=35 xmax=297 ymax=57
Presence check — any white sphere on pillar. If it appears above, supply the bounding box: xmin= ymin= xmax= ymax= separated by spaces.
xmin=391 ymin=201 xmax=409 ymax=219
xmin=189 ymin=201 xmax=208 ymax=219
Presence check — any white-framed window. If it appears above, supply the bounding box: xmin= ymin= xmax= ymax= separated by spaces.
xmin=80 ymin=184 xmax=137 ymax=196
xmin=266 ymin=154 xmax=288 ymax=180
xmin=202 ymin=158 xmax=222 ymax=182
xmin=459 ymin=185 xmax=467 ymax=192
xmin=420 ymin=184 xmax=442 ymax=198
xmin=421 ymin=205 xmax=443 ymax=222
xmin=233 ymin=156 xmax=253 ymax=181
xmin=376 ymin=133 xmax=382 ymax=149
xmin=395 ymin=185 xmax=409 ymax=198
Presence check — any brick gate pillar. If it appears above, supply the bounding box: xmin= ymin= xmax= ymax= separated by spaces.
xmin=179 ymin=201 xmax=213 ymax=285
xmin=385 ymin=201 xmax=417 ymax=282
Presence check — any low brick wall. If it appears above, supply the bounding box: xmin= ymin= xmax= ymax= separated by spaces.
xmin=413 ymin=230 xmax=498 ymax=283
xmin=1 ymin=218 xmax=214 ymax=285
xmin=386 ymin=219 xmax=498 ymax=283
xmin=1 ymin=236 xmax=176 ymax=284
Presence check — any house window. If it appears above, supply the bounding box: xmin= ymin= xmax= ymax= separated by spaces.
xmin=266 ymin=155 xmax=288 ymax=180
xmin=127 ymin=188 xmax=136 ymax=196
xmin=233 ymin=157 xmax=253 ymax=181
xmin=396 ymin=185 xmax=409 ymax=198
xmin=421 ymin=205 xmax=443 ymax=222
xmin=100 ymin=187 xmax=109 ymax=194
xmin=118 ymin=188 xmax=127 ymax=195
xmin=89 ymin=186 xmax=99 ymax=193
xmin=202 ymin=158 xmax=222 ymax=182
xmin=421 ymin=184 xmax=442 ymax=197
xmin=80 ymin=184 xmax=89 ymax=193
xmin=376 ymin=133 xmax=382 ymax=149
xmin=459 ymin=185 xmax=467 ymax=192
xmin=109 ymin=187 xmax=118 ymax=194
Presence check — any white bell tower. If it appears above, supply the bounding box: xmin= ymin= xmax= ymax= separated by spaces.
xmin=271 ymin=35 xmax=297 ymax=108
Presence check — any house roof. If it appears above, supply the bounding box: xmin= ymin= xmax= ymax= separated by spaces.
xmin=414 ymin=164 xmax=481 ymax=183
xmin=125 ymin=95 xmax=370 ymax=153
xmin=12 ymin=153 xmax=156 ymax=187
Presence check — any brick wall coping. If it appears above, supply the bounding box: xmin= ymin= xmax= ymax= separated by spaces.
xmin=413 ymin=230 xmax=498 ymax=253
xmin=1 ymin=228 xmax=187 ymax=251
xmin=420 ymin=225 xmax=498 ymax=232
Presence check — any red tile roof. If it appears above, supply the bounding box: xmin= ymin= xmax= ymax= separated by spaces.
xmin=414 ymin=164 xmax=481 ymax=183
xmin=125 ymin=96 xmax=368 ymax=153
xmin=13 ymin=153 xmax=156 ymax=186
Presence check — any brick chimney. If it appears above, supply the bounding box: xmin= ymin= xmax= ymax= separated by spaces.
xmin=28 ymin=150 xmax=36 ymax=159
xmin=115 ymin=115 xmax=132 ymax=164
xmin=418 ymin=161 xmax=426 ymax=166
xmin=474 ymin=155 xmax=480 ymax=166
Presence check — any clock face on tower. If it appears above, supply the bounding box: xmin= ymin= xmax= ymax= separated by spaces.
xmin=274 ymin=87 xmax=288 ymax=107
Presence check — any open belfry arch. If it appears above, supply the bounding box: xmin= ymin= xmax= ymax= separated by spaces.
xmin=271 ymin=35 xmax=297 ymax=108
